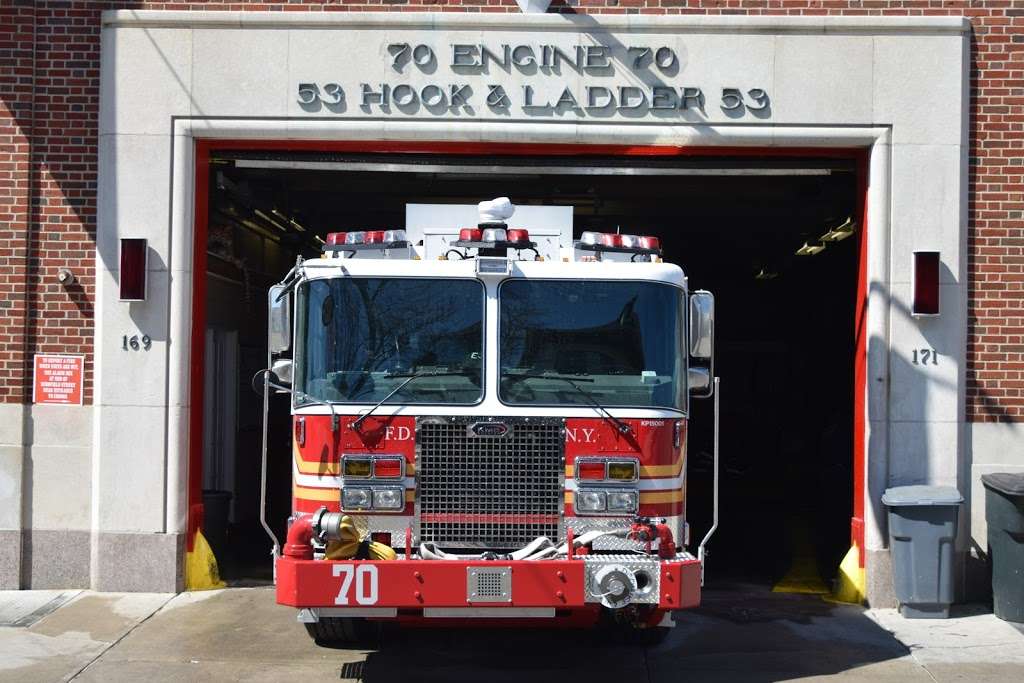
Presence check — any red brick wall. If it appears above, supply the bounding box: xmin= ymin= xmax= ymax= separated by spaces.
xmin=1 ymin=1 xmax=98 ymax=404
xmin=0 ymin=1 xmax=1019 ymax=420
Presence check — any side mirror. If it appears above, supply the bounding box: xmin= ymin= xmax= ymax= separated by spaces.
xmin=689 ymin=290 xmax=715 ymax=398
xmin=689 ymin=291 xmax=714 ymax=359
xmin=268 ymin=284 xmax=291 ymax=353
xmin=688 ymin=367 xmax=711 ymax=394
xmin=251 ymin=364 xmax=292 ymax=396
xmin=271 ymin=359 xmax=293 ymax=388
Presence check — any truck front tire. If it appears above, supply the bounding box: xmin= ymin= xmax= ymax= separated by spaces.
xmin=304 ymin=617 xmax=381 ymax=646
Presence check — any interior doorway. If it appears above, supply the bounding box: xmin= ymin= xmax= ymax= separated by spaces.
xmin=193 ymin=144 xmax=863 ymax=588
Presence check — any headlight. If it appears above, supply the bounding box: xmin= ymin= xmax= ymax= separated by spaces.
xmin=342 ymin=487 xmax=371 ymax=509
xmin=575 ymin=489 xmax=607 ymax=513
xmin=607 ymin=490 xmax=639 ymax=513
xmin=371 ymin=487 xmax=404 ymax=511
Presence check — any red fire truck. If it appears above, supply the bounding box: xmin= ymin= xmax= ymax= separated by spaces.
xmin=259 ymin=200 xmax=718 ymax=644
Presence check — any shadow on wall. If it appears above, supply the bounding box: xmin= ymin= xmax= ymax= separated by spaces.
xmin=866 ymin=258 xmax=986 ymax=599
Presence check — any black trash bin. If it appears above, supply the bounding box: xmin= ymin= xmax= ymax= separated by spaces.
xmin=982 ymin=473 xmax=1024 ymax=623
xmin=882 ymin=485 xmax=963 ymax=619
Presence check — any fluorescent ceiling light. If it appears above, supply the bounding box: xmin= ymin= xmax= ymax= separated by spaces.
xmin=254 ymin=208 xmax=288 ymax=233
xmin=232 ymin=159 xmax=832 ymax=177
xmin=820 ymin=217 xmax=855 ymax=242
xmin=795 ymin=242 xmax=826 ymax=256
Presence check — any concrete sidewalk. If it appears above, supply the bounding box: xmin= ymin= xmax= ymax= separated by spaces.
xmin=1 ymin=584 xmax=1023 ymax=682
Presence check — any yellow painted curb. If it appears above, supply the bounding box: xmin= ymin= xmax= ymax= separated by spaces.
xmin=185 ymin=530 xmax=226 ymax=591
xmin=824 ymin=543 xmax=866 ymax=605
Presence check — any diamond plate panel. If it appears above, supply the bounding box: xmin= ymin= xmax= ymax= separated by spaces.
xmin=583 ymin=555 xmax=662 ymax=605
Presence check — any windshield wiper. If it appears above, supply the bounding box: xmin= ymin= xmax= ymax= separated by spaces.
xmin=503 ymin=372 xmax=632 ymax=435
xmin=350 ymin=369 xmax=474 ymax=432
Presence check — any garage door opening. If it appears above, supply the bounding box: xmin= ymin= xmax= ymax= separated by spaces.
xmin=195 ymin=146 xmax=862 ymax=589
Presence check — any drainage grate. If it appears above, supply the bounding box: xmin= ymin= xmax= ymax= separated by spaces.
xmin=0 ymin=590 xmax=78 ymax=628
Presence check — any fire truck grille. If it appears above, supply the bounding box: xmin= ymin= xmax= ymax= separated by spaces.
xmin=417 ymin=417 xmax=564 ymax=550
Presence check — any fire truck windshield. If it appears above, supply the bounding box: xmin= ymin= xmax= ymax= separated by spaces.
xmin=295 ymin=277 xmax=485 ymax=405
xmin=499 ymin=280 xmax=684 ymax=410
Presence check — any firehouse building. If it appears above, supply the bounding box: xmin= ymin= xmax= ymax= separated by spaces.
xmin=1 ymin=3 xmax=1021 ymax=608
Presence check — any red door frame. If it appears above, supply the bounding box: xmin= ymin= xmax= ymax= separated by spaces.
xmin=188 ymin=139 xmax=870 ymax=567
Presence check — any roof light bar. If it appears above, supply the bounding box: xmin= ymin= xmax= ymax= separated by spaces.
xmin=323 ymin=229 xmax=409 ymax=254
xmin=574 ymin=231 xmax=663 ymax=258
xmin=453 ymin=226 xmax=536 ymax=251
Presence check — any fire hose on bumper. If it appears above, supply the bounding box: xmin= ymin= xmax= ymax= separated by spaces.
xmin=278 ymin=510 xmax=701 ymax=615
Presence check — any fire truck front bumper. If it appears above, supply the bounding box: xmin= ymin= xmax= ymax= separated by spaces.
xmin=276 ymin=553 xmax=701 ymax=619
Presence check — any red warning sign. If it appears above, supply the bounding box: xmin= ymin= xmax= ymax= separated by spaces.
xmin=33 ymin=354 xmax=84 ymax=405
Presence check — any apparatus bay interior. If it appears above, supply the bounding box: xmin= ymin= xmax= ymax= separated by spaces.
xmin=201 ymin=150 xmax=860 ymax=591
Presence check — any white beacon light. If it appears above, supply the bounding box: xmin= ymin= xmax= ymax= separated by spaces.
xmin=383 ymin=229 xmax=407 ymax=244
xmin=482 ymin=227 xmax=507 ymax=242
xmin=345 ymin=231 xmax=366 ymax=245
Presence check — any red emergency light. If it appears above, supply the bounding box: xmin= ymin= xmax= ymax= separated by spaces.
xmin=325 ymin=232 xmax=346 ymax=246
xmin=459 ymin=228 xmax=482 ymax=241
xmin=638 ymin=236 xmax=661 ymax=250
xmin=507 ymin=228 xmax=530 ymax=244
xmin=365 ymin=231 xmax=386 ymax=244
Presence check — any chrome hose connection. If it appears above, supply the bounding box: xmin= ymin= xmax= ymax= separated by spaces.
xmin=592 ymin=564 xmax=639 ymax=609
xmin=311 ymin=507 xmax=346 ymax=543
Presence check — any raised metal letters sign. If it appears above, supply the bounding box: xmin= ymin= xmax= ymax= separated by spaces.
xmin=297 ymin=40 xmax=769 ymax=119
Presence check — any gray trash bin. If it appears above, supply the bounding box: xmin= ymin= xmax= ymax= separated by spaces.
xmin=882 ymin=485 xmax=963 ymax=619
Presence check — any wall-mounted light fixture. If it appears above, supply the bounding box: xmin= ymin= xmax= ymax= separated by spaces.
xmin=912 ymin=250 xmax=940 ymax=316
xmin=119 ymin=238 xmax=148 ymax=301
xmin=57 ymin=268 xmax=75 ymax=285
